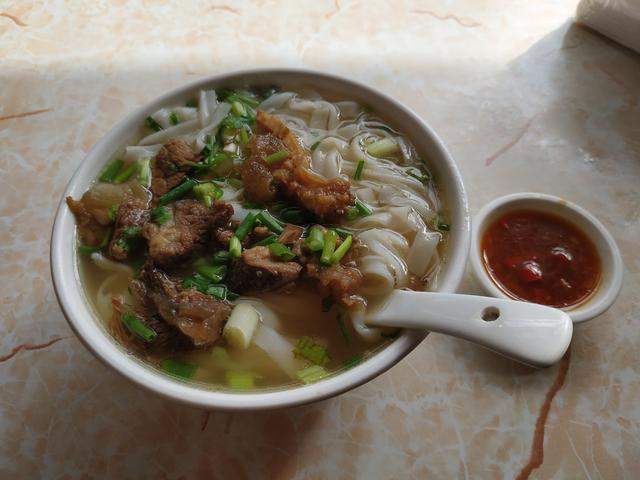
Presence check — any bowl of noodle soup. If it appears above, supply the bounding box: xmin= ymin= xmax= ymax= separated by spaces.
xmin=51 ymin=69 xmax=470 ymax=410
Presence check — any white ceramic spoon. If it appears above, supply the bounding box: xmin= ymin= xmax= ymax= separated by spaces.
xmin=365 ymin=290 xmax=573 ymax=368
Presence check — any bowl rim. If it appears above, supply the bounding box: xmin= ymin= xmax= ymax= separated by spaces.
xmin=469 ymin=192 xmax=623 ymax=323
xmin=50 ymin=67 xmax=470 ymax=410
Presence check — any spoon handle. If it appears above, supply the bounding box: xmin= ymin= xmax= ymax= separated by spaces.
xmin=366 ymin=291 xmax=573 ymax=368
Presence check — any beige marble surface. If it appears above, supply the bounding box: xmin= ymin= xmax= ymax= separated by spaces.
xmin=1 ymin=0 xmax=639 ymax=478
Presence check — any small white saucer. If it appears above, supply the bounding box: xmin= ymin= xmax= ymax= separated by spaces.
xmin=469 ymin=193 xmax=623 ymax=323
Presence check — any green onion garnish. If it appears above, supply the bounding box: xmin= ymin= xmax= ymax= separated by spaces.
xmin=239 ymin=127 xmax=249 ymax=146
xmin=256 ymin=211 xmax=284 ymax=234
xmin=265 ymin=150 xmax=288 ymax=164
xmin=99 ymin=159 xmax=124 ymax=183
xmin=212 ymin=250 xmax=230 ymax=265
xmin=329 ymin=235 xmax=352 ymax=264
xmin=346 ymin=199 xmax=372 ymax=220
xmin=227 ymin=178 xmax=243 ymax=189
xmin=279 ymin=206 xmax=312 ymax=225
xmin=242 ymin=201 xmax=262 ymax=209
xmin=193 ymin=182 xmax=223 ymax=208
xmin=337 ymin=308 xmax=351 ymax=345
xmin=365 ymin=138 xmax=399 ymax=158
xmin=343 ymin=354 xmax=363 ymax=369
xmin=296 ymin=365 xmax=329 ymax=384
xmin=137 ymin=158 xmax=151 ymax=186
xmin=235 ymin=212 xmax=257 ymax=241
xmin=122 ymin=312 xmax=157 ymax=343
xmin=294 ymin=337 xmax=330 ymax=365
xmin=321 ymin=296 xmax=334 ymax=312
xmin=231 ymin=101 xmax=246 ymax=117
xmin=196 ymin=264 xmax=227 ymax=283
xmin=108 ymin=204 xmax=119 ymax=222
xmin=310 ymin=140 xmax=321 ymax=151
xmin=145 ymin=116 xmax=162 ymax=132
xmin=152 ymin=206 xmax=172 ymax=225
xmin=268 ymin=242 xmax=296 ymax=261
xmin=333 ymin=227 xmax=352 ymax=238
xmin=407 ymin=168 xmax=432 ymax=184
xmin=229 ymin=236 xmax=242 ymax=258
xmin=205 ymin=284 xmax=228 ymax=301
xmin=354 ymin=160 xmax=365 ymax=180
xmin=169 ymin=112 xmax=180 ymax=125
xmin=252 ymin=235 xmax=278 ymax=247
xmin=161 ymin=359 xmax=197 ymax=379
xmin=78 ymin=228 xmax=112 ymax=254
xmin=304 ymin=226 xmax=325 ymax=252
xmin=157 ymin=178 xmax=197 ymax=206
xmin=226 ymin=370 xmax=255 ymax=390
xmin=112 ymin=162 xmax=137 ymax=184
xmin=320 ymin=230 xmax=339 ymax=266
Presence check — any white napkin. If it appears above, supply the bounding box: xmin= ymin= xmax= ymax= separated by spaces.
xmin=576 ymin=0 xmax=640 ymax=53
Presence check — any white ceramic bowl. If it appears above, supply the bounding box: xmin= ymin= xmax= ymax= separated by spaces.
xmin=470 ymin=193 xmax=623 ymax=323
xmin=51 ymin=69 xmax=470 ymax=410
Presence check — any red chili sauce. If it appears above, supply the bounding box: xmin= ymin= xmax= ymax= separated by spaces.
xmin=481 ymin=209 xmax=601 ymax=308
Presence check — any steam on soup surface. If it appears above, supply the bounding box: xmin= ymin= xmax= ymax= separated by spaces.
xmin=68 ymin=87 xmax=447 ymax=391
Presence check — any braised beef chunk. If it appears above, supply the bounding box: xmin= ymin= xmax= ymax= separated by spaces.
xmin=227 ymin=246 xmax=302 ymax=292
xmin=108 ymin=197 xmax=150 ymax=261
xmin=255 ymin=110 xmax=354 ymax=221
xmin=150 ymin=139 xmax=196 ymax=202
xmin=143 ymin=199 xmax=233 ymax=267
xmin=306 ymin=262 xmax=363 ymax=307
xmin=241 ymin=134 xmax=282 ymax=204
xmin=66 ymin=196 xmax=110 ymax=247
xmin=111 ymin=296 xmax=190 ymax=353
xmin=135 ymin=263 xmax=231 ymax=347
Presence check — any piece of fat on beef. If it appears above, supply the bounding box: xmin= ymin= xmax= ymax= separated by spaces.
xmin=227 ymin=246 xmax=302 ymax=293
xmin=143 ymin=199 xmax=233 ymax=267
xmin=108 ymin=197 xmax=150 ymax=261
xmin=150 ymin=139 xmax=197 ymax=203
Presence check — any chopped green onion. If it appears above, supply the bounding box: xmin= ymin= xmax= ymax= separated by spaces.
xmin=320 ymin=230 xmax=338 ymax=266
xmin=294 ymin=337 xmax=330 ymax=365
xmin=108 ymin=204 xmax=119 ymax=222
xmin=304 ymin=226 xmax=325 ymax=252
xmin=268 ymin=242 xmax=296 ymax=261
xmin=181 ymin=273 xmax=211 ymax=293
xmin=256 ymin=211 xmax=284 ymax=234
xmin=242 ymin=201 xmax=262 ymax=209
xmin=145 ymin=116 xmax=162 ymax=132
xmin=407 ymin=168 xmax=432 ymax=184
xmin=196 ymin=264 xmax=227 ymax=283
xmin=354 ymin=160 xmax=365 ymax=180
xmin=227 ymin=178 xmax=243 ymax=189
xmin=212 ymin=250 xmax=230 ymax=265
xmin=330 ymin=235 xmax=352 ymax=264
xmin=157 ymin=178 xmax=197 ymax=206
xmin=239 ymin=127 xmax=249 ymax=146
xmin=231 ymin=101 xmax=246 ymax=116
xmin=99 ymin=159 xmax=124 ymax=183
xmin=343 ymin=354 xmax=363 ymax=369
xmin=229 ymin=236 xmax=242 ymax=258
xmin=264 ymin=150 xmax=288 ymax=164
xmin=113 ymin=162 xmax=137 ymax=184
xmin=205 ymin=284 xmax=228 ymax=300
xmin=252 ymin=235 xmax=278 ymax=247
xmin=337 ymin=308 xmax=351 ymax=345
xmin=321 ymin=296 xmax=334 ymax=312
xmin=193 ymin=182 xmax=223 ymax=208
xmin=78 ymin=228 xmax=112 ymax=254
xmin=296 ymin=365 xmax=329 ymax=384
xmin=235 ymin=212 xmax=257 ymax=241
xmin=279 ymin=206 xmax=312 ymax=225
xmin=333 ymin=227 xmax=352 ymax=238
xmin=161 ymin=359 xmax=197 ymax=379
xmin=122 ymin=312 xmax=157 ymax=343
xmin=310 ymin=140 xmax=321 ymax=151
xmin=366 ymin=138 xmax=399 ymax=158
xmin=437 ymin=216 xmax=450 ymax=231
xmin=346 ymin=199 xmax=372 ymax=220
xmin=270 ymin=201 xmax=289 ymax=212
xmin=169 ymin=112 xmax=179 ymax=125
xmin=226 ymin=370 xmax=255 ymax=390
xmin=152 ymin=206 xmax=172 ymax=225
xmin=137 ymin=158 xmax=151 ymax=186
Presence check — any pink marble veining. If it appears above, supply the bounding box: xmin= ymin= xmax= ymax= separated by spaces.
xmin=1 ymin=0 xmax=639 ymax=478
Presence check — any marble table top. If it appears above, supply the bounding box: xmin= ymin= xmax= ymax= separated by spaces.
xmin=1 ymin=1 xmax=639 ymax=478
